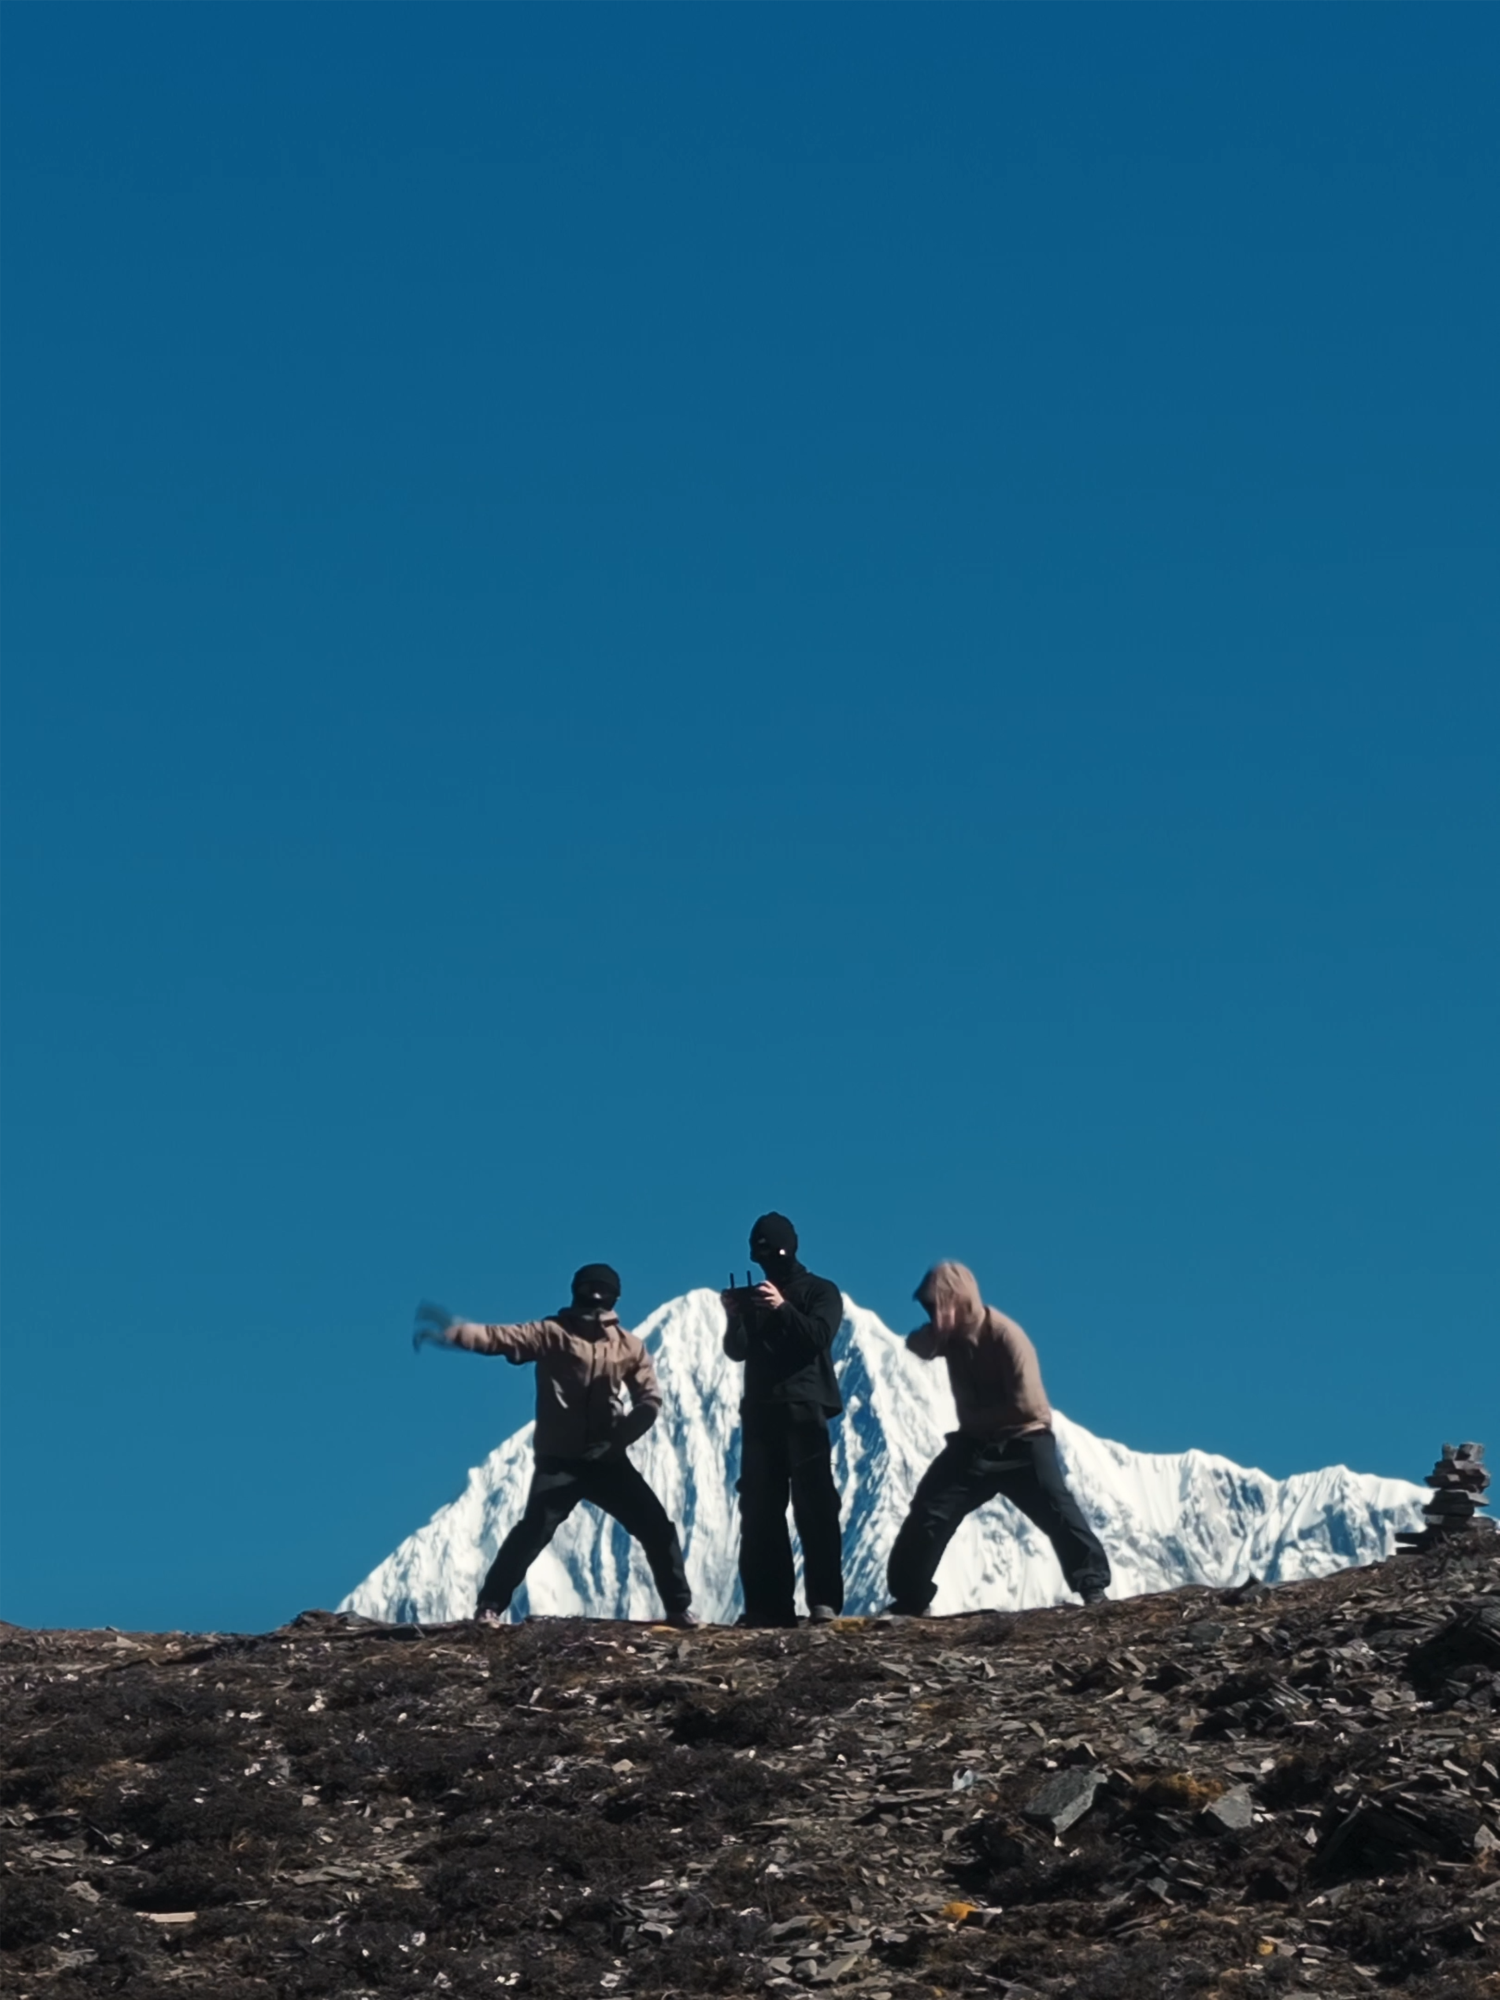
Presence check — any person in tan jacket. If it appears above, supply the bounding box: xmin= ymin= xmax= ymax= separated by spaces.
xmin=885 ymin=1261 xmax=1111 ymax=1613
xmin=417 ymin=1264 xmax=695 ymax=1628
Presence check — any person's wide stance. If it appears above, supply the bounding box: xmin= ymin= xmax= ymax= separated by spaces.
xmin=886 ymin=1262 xmax=1111 ymax=1613
xmin=721 ymin=1213 xmax=846 ymax=1627
xmin=419 ymin=1265 xmax=695 ymax=1628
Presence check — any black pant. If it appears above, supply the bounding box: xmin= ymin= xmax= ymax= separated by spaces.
xmin=887 ymin=1429 xmax=1110 ymax=1610
xmin=737 ymin=1403 xmax=844 ymax=1624
xmin=476 ymin=1454 xmax=691 ymax=1617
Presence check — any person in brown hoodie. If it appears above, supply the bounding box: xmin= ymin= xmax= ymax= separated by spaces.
xmin=885 ymin=1261 xmax=1111 ymax=1613
xmin=418 ymin=1264 xmax=696 ymax=1628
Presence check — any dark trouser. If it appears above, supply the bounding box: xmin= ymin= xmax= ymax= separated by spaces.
xmin=737 ymin=1402 xmax=844 ymax=1625
xmin=887 ymin=1429 xmax=1110 ymax=1611
xmin=476 ymin=1454 xmax=691 ymax=1617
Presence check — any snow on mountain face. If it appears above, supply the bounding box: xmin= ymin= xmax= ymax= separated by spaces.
xmin=341 ymin=1291 xmax=1426 ymax=1626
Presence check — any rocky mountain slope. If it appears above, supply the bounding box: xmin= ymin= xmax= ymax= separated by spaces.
xmin=4 ymin=1535 xmax=1498 ymax=1999
xmin=345 ymin=1290 xmax=1425 ymax=1625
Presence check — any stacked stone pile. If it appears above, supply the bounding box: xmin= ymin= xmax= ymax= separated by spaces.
xmin=1397 ymin=1443 xmax=1494 ymax=1554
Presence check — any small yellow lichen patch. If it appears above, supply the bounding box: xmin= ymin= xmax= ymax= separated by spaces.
xmin=1136 ymin=1771 xmax=1228 ymax=1810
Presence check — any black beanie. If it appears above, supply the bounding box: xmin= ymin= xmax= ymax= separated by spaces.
xmin=750 ymin=1212 xmax=798 ymax=1259
xmin=571 ymin=1263 xmax=621 ymax=1309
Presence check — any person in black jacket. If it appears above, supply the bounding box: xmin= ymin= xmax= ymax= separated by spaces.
xmin=721 ymin=1212 xmax=845 ymax=1626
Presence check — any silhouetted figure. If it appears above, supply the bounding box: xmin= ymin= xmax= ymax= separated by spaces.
xmin=721 ymin=1213 xmax=845 ymax=1626
xmin=886 ymin=1262 xmax=1111 ymax=1613
xmin=421 ymin=1265 xmax=695 ymax=1628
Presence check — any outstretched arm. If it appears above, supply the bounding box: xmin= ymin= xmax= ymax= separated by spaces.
xmin=443 ymin=1318 xmax=553 ymax=1364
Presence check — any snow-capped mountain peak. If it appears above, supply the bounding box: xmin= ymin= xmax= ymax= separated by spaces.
xmin=342 ymin=1290 xmax=1424 ymax=1625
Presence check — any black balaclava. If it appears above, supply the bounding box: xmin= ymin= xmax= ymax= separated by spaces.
xmin=570 ymin=1263 xmax=621 ymax=1312
xmin=750 ymin=1212 xmax=799 ymax=1273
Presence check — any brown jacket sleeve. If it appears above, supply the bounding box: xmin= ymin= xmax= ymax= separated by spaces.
xmin=906 ymin=1323 xmax=944 ymax=1361
xmin=611 ymin=1341 xmax=663 ymax=1449
xmin=447 ymin=1319 xmax=554 ymax=1363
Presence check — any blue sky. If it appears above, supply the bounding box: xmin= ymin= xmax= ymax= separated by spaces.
xmin=3 ymin=4 xmax=1496 ymax=1635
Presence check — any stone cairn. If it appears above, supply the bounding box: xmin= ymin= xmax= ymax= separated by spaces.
xmin=1397 ymin=1440 xmax=1494 ymax=1551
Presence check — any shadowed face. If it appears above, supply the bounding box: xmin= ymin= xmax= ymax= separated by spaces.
xmin=915 ymin=1261 xmax=984 ymax=1334
xmin=571 ymin=1264 xmax=621 ymax=1315
xmin=749 ymin=1212 xmax=798 ymax=1273
xmin=752 ymin=1235 xmax=797 ymax=1277
xmin=916 ymin=1282 xmax=954 ymax=1332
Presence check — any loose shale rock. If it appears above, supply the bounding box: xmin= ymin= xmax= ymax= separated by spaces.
xmin=2 ymin=1529 xmax=1498 ymax=1998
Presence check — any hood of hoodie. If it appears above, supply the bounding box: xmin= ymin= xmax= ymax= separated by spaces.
xmin=915 ymin=1260 xmax=985 ymax=1332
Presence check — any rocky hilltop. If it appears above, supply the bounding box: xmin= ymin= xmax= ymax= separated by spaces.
xmin=3 ymin=1537 xmax=1498 ymax=1999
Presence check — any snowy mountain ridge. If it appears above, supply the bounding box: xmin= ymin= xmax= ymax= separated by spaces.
xmin=342 ymin=1289 xmax=1425 ymax=1625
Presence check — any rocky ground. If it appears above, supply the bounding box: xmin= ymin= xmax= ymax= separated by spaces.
xmin=3 ymin=1534 xmax=1498 ymax=2000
